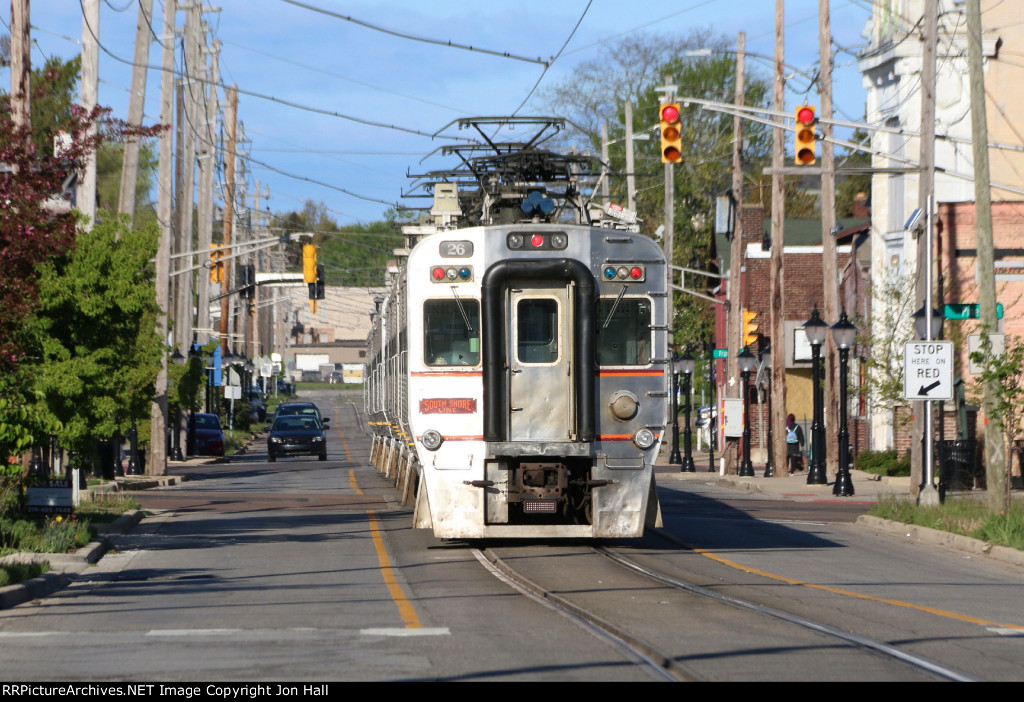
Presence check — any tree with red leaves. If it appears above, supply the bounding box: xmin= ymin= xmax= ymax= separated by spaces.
xmin=0 ymin=59 xmax=163 ymax=466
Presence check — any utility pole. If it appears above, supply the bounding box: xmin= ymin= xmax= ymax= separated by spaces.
xmin=220 ymin=85 xmax=238 ymax=356
xmin=965 ymin=0 xmax=1006 ymax=512
xmin=624 ymin=100 xmax=637 ymax=211
xmin=769 ymin=0 xmax=787 ymax=478
xmin=174 ymin=1 xmax=200 ymax=358
xmin=10 ymin=0 xmax=30 ymax=133
xmin=600 ymin=120 xmax=610 ymax=206
xmin=819 ymin=0 xmax=840 ymax=481
xmin=662 ymin=77 xmax=676 ymax=352
xmin=914 ymin=0 xmax=941 ymax=505
xmin=196 ymin=36 xmax=219 ymax=342
xmin=727 ymin=31 xmax=746 ymax=474
xmin=79 ymin=0 xmax=99 ymax=228
xmin=118 ymin=0 xmax=154 ymax=227
xmin=151 ymin=0 xmax=177 ymax=477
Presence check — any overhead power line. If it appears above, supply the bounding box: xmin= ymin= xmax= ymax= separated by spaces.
xmin=278 ymin=0 xmax=551 ymax=66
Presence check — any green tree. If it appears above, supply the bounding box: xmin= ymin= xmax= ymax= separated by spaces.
xmin=857 ymin=270 xmax=917 ymax=437
xmin=543 ymin=32 xmax=771 ymax=348
xmin=96 ymin=139 xmax=160 ymax=227
xmin=969 ymin=332 xmax=1024 ymax=513
xmin=22 ymin=216 xmax=162 ymax=460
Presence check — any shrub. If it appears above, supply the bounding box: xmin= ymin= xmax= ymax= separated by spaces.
xmin=855 ymin=449 xmax=911 ymax=476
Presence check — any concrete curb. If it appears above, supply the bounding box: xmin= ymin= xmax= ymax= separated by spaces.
xmin=0 ymin=510 xmax=145 ymax=610
xmin=856 ymin=514 xmax=1024 ymax=568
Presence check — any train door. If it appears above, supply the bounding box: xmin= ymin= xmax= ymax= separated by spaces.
xmin=508 ymin=282 xmax=574 ymax=441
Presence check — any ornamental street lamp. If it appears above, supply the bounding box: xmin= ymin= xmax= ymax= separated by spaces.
xmin=126 ymin=417 xmax=142 ymax=475
xmin=759 ymin=343 xmax=773 ymax=478
xmin=170 ymin=348 xmax=185 ymax=461
xmin=831 ymin=311 xmax=857 ymax=497
xmin=912 ymin=305 xmax=945 ymax=341
xmin=668 ymin=353 xmax=682 ymax=465
xmin=679 ymin=352 xmax=697 ymax=472
xmin=737 ymin=348 xmax=757 ymax=477
xmin=803 ymin=308 xmax=829 ymax=485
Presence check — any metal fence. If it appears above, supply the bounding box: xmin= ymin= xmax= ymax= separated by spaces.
xmin=937 ymin=439 xmax=981 ymax=492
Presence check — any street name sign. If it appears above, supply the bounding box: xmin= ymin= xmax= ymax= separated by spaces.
xmin=903 ymin=341 xmax=954 ymax=401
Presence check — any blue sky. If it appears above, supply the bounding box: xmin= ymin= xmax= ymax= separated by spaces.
xmin=5 ymin=0 xmax=874 ymax=224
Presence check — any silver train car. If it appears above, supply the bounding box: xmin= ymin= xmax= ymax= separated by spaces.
xmin=366 ymin=118 xmax=669 ymax=539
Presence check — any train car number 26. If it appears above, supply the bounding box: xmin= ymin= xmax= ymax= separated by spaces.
xmin=440 ymin=240 xmax=474 ymax=258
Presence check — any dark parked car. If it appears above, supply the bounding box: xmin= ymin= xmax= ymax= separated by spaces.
xmin=191 ymin=413 xmax=225 ymax=456
xmin=267 ymin=415 xmax=327 ymax=462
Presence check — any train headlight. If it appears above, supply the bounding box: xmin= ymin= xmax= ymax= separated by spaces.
xmin=633 ymin=428 xmax=656 ymax=450
xmin=550 ymin=233 xmax=568 ymax=249
xmin=508 ymin=233 xmax=524 ymax=249
xmin=609 ymin=391 xmax=639 ymax=421
xmin=421 ymin=430 xmax=444 ymax=451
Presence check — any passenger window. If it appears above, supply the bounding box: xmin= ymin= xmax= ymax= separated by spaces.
xmin=596 ymin=299 xmax=651 ymax=365
xmin=516 ymin=298 xmax=559 ymax=364
xmin=424 ymin=299 xmax=480 ymax=366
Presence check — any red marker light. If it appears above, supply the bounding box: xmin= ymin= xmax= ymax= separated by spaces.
xmin=432 ymin=267 xmax=445 ymax=280
xmin=531 ymin=234 xmax=544 ymax=248
xmin=630 ymin=266 xmax=643 ymax=279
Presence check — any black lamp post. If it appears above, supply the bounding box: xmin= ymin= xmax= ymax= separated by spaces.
xmin=170 ymin=348 xmax=185 ymax=461
xmin=126 ymin=417 xmax=142 ymax=475
xmin=759 ymin=343 xmax=773 ymax=478
xmin=679 ymin=352 xmax=697 ymax=472
xmin=668 ymin=353 xmax=682 ymax=465
xmin=831 ymin=311 xmax=857 ymax=496
xmin=737 ymin=348 xmax=757 ymax=476
xmin=803 ymin=308 xmax=829 ymax=485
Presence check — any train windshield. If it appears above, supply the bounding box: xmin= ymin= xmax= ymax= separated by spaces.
xmin=423 ymin=299 xmax=480 ymax=366
xmin=596 ymin=298 xmax=652 ymax=365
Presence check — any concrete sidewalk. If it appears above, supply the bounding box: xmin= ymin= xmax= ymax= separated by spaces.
xmin=655 ymin=458 xmax=1024 ymax=569
xmin=655 ymin=462 xmax=912 ymax=503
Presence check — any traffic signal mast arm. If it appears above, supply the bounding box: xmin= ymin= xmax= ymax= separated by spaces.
xmin=168 ymin=232 xmax=309 ymax=278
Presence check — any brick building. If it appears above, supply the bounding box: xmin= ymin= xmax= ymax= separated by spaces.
xmin=714 ymin=203 xmax=871 ymax=461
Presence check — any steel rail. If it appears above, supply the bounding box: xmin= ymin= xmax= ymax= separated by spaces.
xmin=471 ymin=548 xmax=694 ymax=682
xmin=598 ymin=539 xmax=979 ymax=683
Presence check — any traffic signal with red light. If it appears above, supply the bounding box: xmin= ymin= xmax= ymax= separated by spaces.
xmin=659 ymin=103 xmax=683 ymax=164
xmin=794 ymin=105 xmax=817 ymax=165
xmin=742 ymin=309 xmax=760 ymax=347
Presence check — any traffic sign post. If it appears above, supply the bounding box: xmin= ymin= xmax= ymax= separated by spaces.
xmin=904 ymin=341 xmax=954 ymax=401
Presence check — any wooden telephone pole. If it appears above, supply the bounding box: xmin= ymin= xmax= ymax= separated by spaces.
xmin=151 ymin=0 xmax=178 ymax=476
xmin=768 ymin=0 xmax=787 ymax=477
xmin=118 ymin=0 xmax=153 ymax=225
xmin=220 ymin=86 xmax=238 ymax=356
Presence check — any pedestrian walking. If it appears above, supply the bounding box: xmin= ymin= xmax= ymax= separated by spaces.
xmin=786 ymin=414 xmax=805 ymax=475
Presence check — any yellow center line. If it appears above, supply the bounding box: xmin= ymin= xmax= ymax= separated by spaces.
xmin=694 ymin=546 xmax=1024 ymax=630
xmin=348 ymin=469 xmax=363 ymax=496
xmin=367 ymin=509 xmax=422 ymax=629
